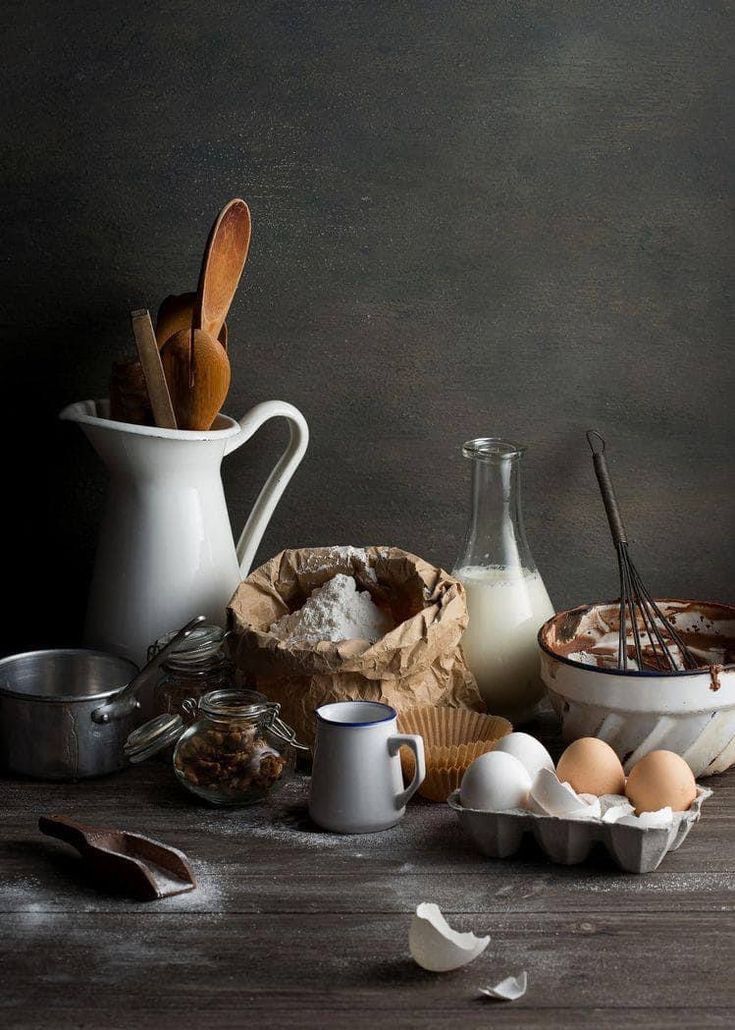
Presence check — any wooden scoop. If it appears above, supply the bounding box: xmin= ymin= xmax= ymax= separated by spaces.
xmin=160 ymin=327 xmax=231 ymax=430
xmin=39 ymin=815 xmax=196 ymax=901
xmin=196 ymin=198 xmax=251 ymax=340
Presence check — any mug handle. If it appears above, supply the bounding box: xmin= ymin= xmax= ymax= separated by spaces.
xmin=224 ymin=401 xmax=309 ymax=578
xmin=388 ymin=733 xmax=426 ymax=809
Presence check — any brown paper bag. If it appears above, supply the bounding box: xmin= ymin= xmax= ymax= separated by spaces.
xmin=227 ymin=546 xmax=483 ymax=745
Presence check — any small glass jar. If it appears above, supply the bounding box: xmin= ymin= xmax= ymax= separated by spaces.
xmin=173 ymin=689 xmax=297 ymax=806
xmin=149 ymin=624 xmax=232 ymax=723
xmin=126 ymin=688 xmax=303 ymax=807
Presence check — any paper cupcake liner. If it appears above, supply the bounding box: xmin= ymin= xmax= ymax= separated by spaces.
xmin=398 ymin=705 xmax=511 ymax=748
xmin=398 ymin=706 xmax=513 ymax=802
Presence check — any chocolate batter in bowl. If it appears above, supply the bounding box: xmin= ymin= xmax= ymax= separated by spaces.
xmin=538 ymin=600 xmax=735 ymax=777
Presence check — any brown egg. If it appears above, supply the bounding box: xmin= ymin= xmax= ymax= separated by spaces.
xmin=556 ymin=737 xmax=626 ymax=796
xmin=625 ymin=750 xmax=697 ymax=814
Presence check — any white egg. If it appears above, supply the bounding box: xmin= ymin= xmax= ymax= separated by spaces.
xmin=528 ymin=768 xmax=601 ymax=819
xmin=409 ymin=902 xmax=489 ymax=972
xmin=492 ymin=732 xmax=555 ymax=780
xmin=460 ymin=751 xmax=532 ymax=811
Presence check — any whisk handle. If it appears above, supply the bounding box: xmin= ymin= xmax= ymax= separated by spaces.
xmin=587 ymin=431 xmax=627 ymax=547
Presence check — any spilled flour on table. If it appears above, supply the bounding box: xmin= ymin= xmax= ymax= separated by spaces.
xmin=0 ymin=860 xmax=223 ymax=915
xmin=199 ymin=775 xmax=466 ymax=855
xmin=576 ymin=871 xmax=735 ymax=893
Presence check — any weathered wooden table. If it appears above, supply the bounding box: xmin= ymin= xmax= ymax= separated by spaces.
xmin=2 ymin=738 xmax=734 ymax=1029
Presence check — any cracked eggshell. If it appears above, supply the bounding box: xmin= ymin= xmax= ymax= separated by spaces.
xmin=409 ymin=903 xmax=490 ymax=972
xmin=571 ymin=797 xmax=602 ymax=820
xmin=599 ymin=793 xmax=630 ymax=810
xmin=478 ymin=971 xmax=528 ymax=1001
xmin=460 ymin=751 xmax=532 ymax=811
xmin=492 ymin=732 xmax=555 ymax=781
xmin=527 ymin=768 xmax=601 ymax=819
xmin=619 ymin=806 xmax=674 ymax=829
xmin=602 ymin=802 xmax=635 ymax=824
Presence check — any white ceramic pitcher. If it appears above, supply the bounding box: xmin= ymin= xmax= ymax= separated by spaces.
xmin=60 ymin=399 xmax=308 ymax=667
xmin=309 ymin=701 xmax=426 ymax=833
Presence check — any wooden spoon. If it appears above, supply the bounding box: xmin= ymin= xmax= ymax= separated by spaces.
xmin=161 ymin=327 xmax=231 ymax=430
xmin=196 ymin=198 xmax=251 ymax=340
xmin=109 ymin=357 xmax=152 ymax=425
xmin=156 ymin=291 xmax=228 ymax=351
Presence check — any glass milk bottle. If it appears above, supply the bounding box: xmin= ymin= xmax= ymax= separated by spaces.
xmin=453 ymin=438 xmax=554 ymax=722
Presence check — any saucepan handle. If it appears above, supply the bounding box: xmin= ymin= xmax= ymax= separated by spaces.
xmin=388 ymin=733 xmax=426 ymax=809
xmin=224 ymin=401 xmax=309 ymax=578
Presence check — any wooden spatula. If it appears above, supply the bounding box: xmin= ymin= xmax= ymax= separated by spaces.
xmin=196 ymin=198 xmax=251 ymax=340
xmin=130 ymin=309 xmax=178 ymax=429
xmin=39 ymin=815 xmax=196 ymax=901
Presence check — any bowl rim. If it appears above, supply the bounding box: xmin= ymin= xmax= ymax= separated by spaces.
xmin=537 ymin=598 xmax=735 ymax=678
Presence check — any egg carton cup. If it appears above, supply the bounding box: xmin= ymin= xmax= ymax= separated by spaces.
xmin=447 ymin=787 xmax=712 ymax=874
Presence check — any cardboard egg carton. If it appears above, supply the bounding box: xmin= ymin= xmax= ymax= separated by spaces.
xmin=447 ymin=787 xmax=712 ymax=874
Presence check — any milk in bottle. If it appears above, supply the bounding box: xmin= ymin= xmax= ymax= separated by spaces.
xmin=453 ymin=439 xmax=554 ymax=721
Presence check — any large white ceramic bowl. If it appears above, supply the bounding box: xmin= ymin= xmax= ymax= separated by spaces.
xmin=538 ymin=600 xmax=735 ymax=778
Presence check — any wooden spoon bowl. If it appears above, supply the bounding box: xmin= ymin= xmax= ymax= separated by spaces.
xmin=160 ymin=328 xmax=231 ymax=430
xmin=196 ymin=198 xmax=251 ymax=340
xmin=156 ymin=292 xmax=228 ymax=351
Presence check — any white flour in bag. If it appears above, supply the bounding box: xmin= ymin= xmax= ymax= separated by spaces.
xmin=269 ymin=574 xmax=392 ymax=645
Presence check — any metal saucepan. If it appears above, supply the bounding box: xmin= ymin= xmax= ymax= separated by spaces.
xmin=0 ymin=616 xmax=205 ymax=780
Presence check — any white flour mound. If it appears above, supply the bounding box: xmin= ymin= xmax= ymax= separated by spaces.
xmin=269 ymin=573 xmax=392 ymax=645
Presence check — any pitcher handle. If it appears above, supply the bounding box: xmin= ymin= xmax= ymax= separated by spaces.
xmin=388 ymin=733 xmax=426 ymax=810
xmin=224 ymin=400 xmax=309 ymax=578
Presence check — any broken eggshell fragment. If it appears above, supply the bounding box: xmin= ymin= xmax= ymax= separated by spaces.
xmin=601 ymin=801 xmax=635 ymax=824
xmin=478 ymin=971 xmax=528 ymax=1001
xmin=409 ymin=902 xmax=490 ymax=972
xmin=527 ymin=768 xmax=601 ymax=819
xmin=619 ymin=806 xmax=674 ymax=830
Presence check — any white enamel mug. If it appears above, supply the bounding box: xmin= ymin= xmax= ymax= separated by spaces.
xmin=309 ymin=701 xmax=426 ymax=833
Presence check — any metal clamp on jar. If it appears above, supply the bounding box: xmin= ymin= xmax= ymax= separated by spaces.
xmin=126 ymin=688 xmax=309 ymax=806
xmin=148 ymin=623 xmax=233 ymax=722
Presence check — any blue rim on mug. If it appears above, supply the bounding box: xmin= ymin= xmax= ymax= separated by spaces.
xmin=315 ymin=701 xmax=397 ymax=726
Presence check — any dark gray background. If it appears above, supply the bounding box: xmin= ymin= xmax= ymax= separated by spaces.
xmin=2 ymin=0 xmax=733 ymax=655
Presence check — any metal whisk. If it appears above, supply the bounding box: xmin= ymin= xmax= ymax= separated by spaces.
xmin=586 ymin=430 xmax=698 ymax=672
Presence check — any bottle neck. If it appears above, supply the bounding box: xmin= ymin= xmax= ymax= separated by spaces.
xmin=455 ymin=440 xmax=536 ymax=574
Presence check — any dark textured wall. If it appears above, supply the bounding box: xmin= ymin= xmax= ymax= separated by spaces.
xmin=2 ymin=1 xmax=733 ymax=655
